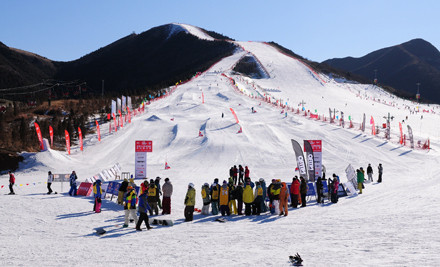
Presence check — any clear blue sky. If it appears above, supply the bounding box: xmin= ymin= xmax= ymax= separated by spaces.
xmin=1 ymin=0 xmax=439 ymax=62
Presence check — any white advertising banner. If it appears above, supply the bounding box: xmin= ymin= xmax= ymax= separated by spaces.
xmin=135 ymin=141 xmax=153 ymax=179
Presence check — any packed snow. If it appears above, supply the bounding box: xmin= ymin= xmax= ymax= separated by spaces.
xmin=1 ymin=35 xmax=440 ymax=266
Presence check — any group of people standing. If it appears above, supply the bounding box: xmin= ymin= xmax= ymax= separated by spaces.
xmin=228 ymin=165 xmax=250 ymax=185
xmin=116 ymin=176 xmax=173 ymax=231
xmin=356 ymin=163 xmax=383 ymax=194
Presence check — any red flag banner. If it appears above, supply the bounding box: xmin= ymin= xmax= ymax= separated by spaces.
xmin=78 ymin=127 xmax=83 ymax=151
xmin=34 ymin=122 xmax=44 ymax=151
xmin=230 ymin=108 xmax=239 ymax=123
xmin=370 ymin=116 xmax=376 ymax=135
xmin=202 ymin=92 xmax=205 ymax=104
xmin=96 ymin=120 xmax=101 ymax=141
xmin=398 ymin=122 xmax=403 ymax=144
xmin=118 ymin=110 xmax=123 ymax=128
xmin=65 ymin=130 xmax=71 ymax=155
xmin=113 ymin=113 xmax=117 ymax=132
xmin=49 ymin=125 xmax=54 ymax=148
xmin=127 ymin=107 xmax=131 ymax=123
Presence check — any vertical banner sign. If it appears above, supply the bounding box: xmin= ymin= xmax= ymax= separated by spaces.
xmin=49 ymin=125 xmax=54 ymax=148
xmin=111 ymin=100 xmax=116 ymax=116
xmin=362 ymin=113 xmax=366 ymax=132
xmin=78 ymin=127 xmax=83 ymax=151
xmin=329 ymin=108 xmax=333 ymax=123
xmin=122 ymin=95 xmax=127 ymax=113
xmin=386 ymin=119 xmax=391 ymax=140
xmin=34 ymin=122 xmax=44 ymax=151
xmin=303 ymin=140 xmax=316 ymax=182
xmin=399 ymin=122 xmax=403 ymax=144
xmin=65 ymin=130 xmax=70 ymax=155
xmin=304 ymin=140 xmax=322 ymax=180
xmin=117 ymin=98 xmax=122 ymax=114
xmin=345 ymin=164 xmax=358 ymax=193
xmin=127 ymin=96 xmax=132 ymax=110
xmin=291 ymin=139 xmax=308 ymax=180
xmin=370 ymin=116 xmax=376 ymax=135
xmin=135 ymin=140 xmax=153 ymax=179
xmin=407 ymin=125 xmax=414 ymax=149
xmin=96 ymin=120 xmax=101 ymax=141
xmin=230 ymin=108 xmax=239 ymax=123
xmin=113 ymin=113 xmax=117 ymax=132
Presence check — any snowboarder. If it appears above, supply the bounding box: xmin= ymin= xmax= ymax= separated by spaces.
xmin=47 ymin=171 xmax=54 ymax=194
xmin=219 ymin=181 xmax=230 ymax=216
xmin=118 ymin=178 xmax=129 ymax=205
xmin=252 ymin=181 xmax=263 ymax=215
xmin=279 ymin=182 xmax=289 ymax=216
xmin=267 ymin=179 xmax=275 ymax=212
xmin=201 ymin=183 xmax=211 ymax=215
xmin=316 ymin=177 xmax=324 ymax=204
xmin=232 ymin=166 xmax=238 ymax=184
xmin=300 ymin=177 xmax=308 ymax=207
xmin=123 ymin=186 xmax=138 ymax=228
xmin=229 ymin=167 xmax=234 ymax=182
xmin=270 ymin=179 xmax=281 ymax=214
xmin=238 ymin=165 xmax=245 ymax=184
xmin=69 ymin=171 xmax=78 ymax=196
xmin=259 ymin=178 xmax=268 ymax=212
xmin=378 ymin=163 xmax=383 ymax=183
xmin=290 ymin=177 xmax=300 ymax=208
xmin=228 ymin=179 xmax=237 ymax=215
xmin=184 ymin=183 xmax=196 ymax=221
xmin=235 ymin=182 xmax=244 ymax=215
xmin=162 ymin=178 xmax=173 ymax=215
xmin=155 ymin=177 xmax=162 ymax=209
xmin=367 ymin=164 xmax=373 ymax=182
xmin=244 ymin=166 xmax=250 ymax=180
xmin=8 ymin=171 xmax=15 ymax=195
xmin=93 ymin=180 xmax=102 ymax=213
xmin=243 ymin=179 xmax=254 ymax=216
xmin=136 ymin=189 xmax=152 ymax=231
xmin=210 ymin=178 xmax=220 ymax=215
xmin=357 ymin=169 xmax=364 ymax=194
xmin=147 ymin=179 xmax=159 ymax=216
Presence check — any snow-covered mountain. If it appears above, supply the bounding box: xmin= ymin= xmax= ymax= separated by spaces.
xmin=1 ymin=24 xmax=440 ymax=266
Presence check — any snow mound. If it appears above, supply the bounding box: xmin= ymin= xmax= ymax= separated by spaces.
xmin=172 ymin=23 xmax=215 ymax=41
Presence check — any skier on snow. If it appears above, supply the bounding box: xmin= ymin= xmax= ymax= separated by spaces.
xmin=8 ymin=171 xmax=15 ymax=195
xmin=69 ymin=170 xmax=78 ymax=196
xmin=184 ymin=183 xmax=196 ymax=221
xmin=123 ymin=186 xmax=138 ymax=228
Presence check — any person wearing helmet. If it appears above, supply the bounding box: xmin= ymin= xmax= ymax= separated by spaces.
xmin=47 ymin=171 xmax=54 ymax=194
xmin=184 ymin=183 xmax=196 ymax=221
xmin=162 ymin=178 xmax=173 ymax=215
xmin=147 ymin=179 xmax=159 ymax=216
xmin=118 ymin=178 xmax=129 ymax=205
xmin=201 ymin=183 xmax=211 ymax=215
xmin=69 ymin=171 xmax=78 ymax=196
xmin=219 ymin=180 xmax=230 ymax=216
xmin=123 ymin=186 xmax=138 ymax=228
xmin=210 ymin=178 xmax=220 ymax=215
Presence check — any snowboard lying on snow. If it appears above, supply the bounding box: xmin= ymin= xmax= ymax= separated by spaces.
xmin=150 ymin=218 xmax=174 ymax=226
xmin=94 ymin=225 xmax=121 ymax=235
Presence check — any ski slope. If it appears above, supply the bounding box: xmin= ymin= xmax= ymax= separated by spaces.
xmin=1 ymin=24 xmax=440 ymax=266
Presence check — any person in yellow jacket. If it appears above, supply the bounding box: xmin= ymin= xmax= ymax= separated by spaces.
xmin=228 ymin=180 xmax=237 ymax=215
xmin=242 ymin=180 xmax=254 ymax=216
xmin=252 ymin=181 xmax=264 ymax=215
xmin=123 ymin=186 xmax=138 ymax=228
xmin=279 ymin=182 xmax=289 ymax=216
xmin=219 ymin=181 xmax=230 ymax=216
xmin=184 ymin=183 xmax=196 ymax=221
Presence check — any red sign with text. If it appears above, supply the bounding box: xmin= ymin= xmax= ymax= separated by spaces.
xmin=135 ymin=141 xmax=153 ymax=152
xmin=304 ymin=140 xmax=322 ymax=152
xmin=77 ymin=182 xmax=93 ymax=196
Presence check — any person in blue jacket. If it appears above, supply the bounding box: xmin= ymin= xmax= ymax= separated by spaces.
xmin=136 ymin=190 xmax=152 ymax=231
xmin=69 ymin=171 xmax=78 ymax=196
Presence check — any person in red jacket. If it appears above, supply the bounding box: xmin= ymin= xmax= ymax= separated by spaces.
xmin=8 ymin=171 xmax=15 ymax=195
xmin=290 ymin=176 xmax=300 ymax=208
xmin=244 ymin=166 xmax=250 ymax=180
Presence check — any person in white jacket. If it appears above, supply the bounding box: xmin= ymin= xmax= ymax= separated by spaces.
xmin=47 ymin=171 xmax=54 ymax=194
